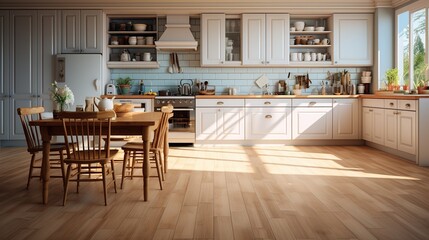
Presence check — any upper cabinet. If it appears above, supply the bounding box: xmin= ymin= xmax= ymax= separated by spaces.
xmin=106 ymin=15 xmax=159 ymax=69
xmin=61 ymin=10 xmax=102 ymax=53
xmin=242 ymin=14 xmax=289 ymax=66
xmin=333 ymin=14 xmax=373 ymax=66
xmin=201 ymin=14 xmax=241 ymax=66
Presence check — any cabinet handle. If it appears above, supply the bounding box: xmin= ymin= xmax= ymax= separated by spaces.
xmin=396 ymin=111 xmax=401 ymax=115
xmin=264 ymin=101 xmax=271 ymax=105
xmin=389 ymin=102 xmax=394 ymax=106
xmin=217 ymin=101 xmax=224 ymax=105
xmin=265 ymin=115 xmax=272 ymax=119
xmin=261 ymin=61 xmax=264 ymax=64
xmin=309 ymin=102 xmax=316 ymax=105
xmin=221 ymin=61 xmax=224 ymax=64
xmin=369 ymin=109 xmax=373 ymax=112
xmin=405 ymin=103 xmax=411 ymax=108
xmin=266 ymin=61 xmax=270 ymax=64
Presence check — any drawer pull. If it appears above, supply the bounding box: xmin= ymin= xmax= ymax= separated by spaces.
xmin=369 ymin=109 xmax=373 ymax=112
xmin=217 ymin=101 xmax=224 ymax=105
xmin=309 ymin=102 xmax=316 ymax=105
xmin=265 ymin=115 xmax=272 ymax=119
xmin=264 ymin=101 xmax=271 ymax=105
xmin=389 ymin=102 xmax=394 ymax=106
xmin=405 ymin=103 xmax=411 ymax=108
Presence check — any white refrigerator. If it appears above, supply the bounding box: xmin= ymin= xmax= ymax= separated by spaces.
xmin=55 ymin=54 xmax=103 ymax=110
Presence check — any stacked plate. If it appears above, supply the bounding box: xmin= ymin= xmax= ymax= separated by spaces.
xmin=361 ymin=71 xmax=372 ymax=83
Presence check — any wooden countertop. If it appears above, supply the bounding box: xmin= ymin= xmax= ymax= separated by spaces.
xmin=359 ymin=94 xmax=429 ymax=99
xmin=101 ymin=95 xmax=155 ymax=99
xmin=196 ymin=94 xmax=360 ymax=99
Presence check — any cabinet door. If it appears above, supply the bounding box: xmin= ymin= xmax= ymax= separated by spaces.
xmin=10 ymin=10 xmax=38 ymax=140
xmin=266 ymin=14 xmax=289 ymax=65
xmin=245 ymin=107 xmax=291 ymax=140
xmin=218 ymin=108 xmax=245 ymax=140
xmin=397 ymin=111 xmax=416 ymax=154
xmin=333 ymin=14 xmax=373 ymax=65
xmin=372 ymin=108 xmax=385 ymax=145
xmin=333 ymin=99 xmax=359 ymax=139
xmin=80 ymin=10 xmax=102 ymax=53
xmin=201 ymin=14 xmax=225 ymax=66
xmin=292 ymin=107 xmax=332 ymax=139
xmin=242 ymin=14 xmax=265 ymax=65
xmin=38 ymin=10 xmax=58 ymax=111
xmin=0 ymin=11 xmax=9 ymax=140
xmin=61 ymin=10 xmax=80 ymax=53
xmin=362 ymin=107 xmax=373 ymax=141
xmin=196 ymin=108 xmax=219 ymax=140
xmin=384 ymin=109 xmax=397 ymax=149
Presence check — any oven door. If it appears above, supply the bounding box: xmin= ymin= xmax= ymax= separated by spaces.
xmin=156 ymin=107 xmax=195 ymax=133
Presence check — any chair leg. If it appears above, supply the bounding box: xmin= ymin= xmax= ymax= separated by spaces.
xmin=102 ymin=164 xmax=107 ymax=206
xmin=110 ymin=159 xmax=117 ymax=193
xmin=130 ymin=151 xmax=137 ymax=179
xmin=121 ymin=150 xmax=129 ymax=189
xmin=26 ymin=153 xmax=36 ymax=189
xmin=159 ymin=151 xmax=165 ymax=181
xmin=76 ymin=165 xmax=81 ymax=193
xmin=154 ymin=152 xmax=163 ymax=190
xmin=63 ymin=164 xmax=72 ymax=206
xmin=59 ymin=150 xmax=66 ymax=189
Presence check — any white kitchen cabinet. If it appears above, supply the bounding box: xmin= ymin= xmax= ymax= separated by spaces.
xmin=0 ymin=11 xmax=9 ymax=140
xmin=362 ymin=107 xmax=373 ymax=141
xmin=384 ymin=109 xmax=397 ymax=149
xmin=196 ymin=99 xmax=245 ymax=141
xmin=201 ymin=14 xmax=225 ymax=65
xmin=242 ymin=13 xmax=289 ymax=66
xmin=397 ymin=110 xmax=416 ymax=154
xmin=333 ymin=99 xmax=359 ymax=139
xmin=292 ymin=99 xmax=332 ymax=139
xmin=333 ymin=14 xmax=373 ymax=65
xmin=245 ymin=99 xmax=292 ymax=140
xmin=61 ymin=10 xmax=102 ymax=53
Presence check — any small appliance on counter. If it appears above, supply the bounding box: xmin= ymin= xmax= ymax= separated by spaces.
xmin=106 ymin=84 xmax=116 ymax=95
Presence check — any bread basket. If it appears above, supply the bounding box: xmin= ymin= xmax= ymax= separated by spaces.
xmin=114 ymin=103 xmax=134 ymax=113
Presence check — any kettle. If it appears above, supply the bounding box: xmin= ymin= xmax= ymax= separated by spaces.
xmin=121 ymin=49 xmax=131 ymax=62
xmin=94 ymin=96 xmax=115 ymax=111
xmin=178 ymin=79 xmax=193 ymax=96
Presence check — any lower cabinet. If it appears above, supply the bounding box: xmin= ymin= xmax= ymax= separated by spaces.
xmin=385 ymin=109 xmax=416 ymax=154
xmin=332 ymin=99 xmax=359 ymax=139
xmin=245 ymin=107 xmax=292 ymax=140
xmin=292 ymin=107 xmax=332 ymax=139
xmin=196 ymin=99 xmax=245 ymax=141
xmin=362 ymin=107 xmax=385 ymax=145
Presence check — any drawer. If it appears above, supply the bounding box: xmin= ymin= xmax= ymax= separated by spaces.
xmin=196 ymin=98 xmax=244 ymax=107
xmin=292 ymin=99 xmax=332 ymax=107
xmin=384 ymin=99 xmax=398 ymax=109
xmin=362 ymin=99 xmax=384 ymax=108
xmin=245 ymin=99 xmax=291 ymax=107
xmin=398 ymin=100 xmax=416 ymax=111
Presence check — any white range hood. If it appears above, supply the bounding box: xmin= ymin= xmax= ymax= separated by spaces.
xmin=155 ymin=15 xmax=198 ymax=51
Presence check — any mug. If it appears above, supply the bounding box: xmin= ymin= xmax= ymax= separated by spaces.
xmin=143 ymin=52 xmax=152 ymax=62
xmin=289 ymin=39 xmax=295 ymax=45
xmin=290 ymin=27 xmax=296 ymax=32
xmin=311 ymin=52 xmax=317 ymax=61
xmin=304 ymin=52 xmax=311 ymax=61
xmin=317 ymin=53 xmax=323 ymax=61
xmin=297 ymin=52 xmax=303 ymax=61
xmin=358 ymin=84 xmax=365 ymax=94
xmin=322 ymin=53 xmax=327 ymax=61
xmin=146 ymin=36 xmax=154 ymax=45
xmin=322 ymin=38 xmax=330 ymax=45
xmin=313 ymin=38 xmax=320 ymax=44
xmin=291 ymin=52 xmax=298 ymax=61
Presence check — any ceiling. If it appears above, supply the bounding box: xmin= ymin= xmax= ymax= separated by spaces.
xmin=0 ymin=0 xmax=412 ymax=14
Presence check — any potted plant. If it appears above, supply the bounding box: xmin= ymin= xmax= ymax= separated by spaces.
xmin=116 ymin=77 xmax=132 ymax=95
xmin=385 ymin=68 xmax=399 ymax=91
xmin=414 ymin=64 xmax=428 ymax=94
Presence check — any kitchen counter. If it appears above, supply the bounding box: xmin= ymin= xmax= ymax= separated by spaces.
xmin=196 ymin=94 xmax=360 ymax=99
xmin=101 ymin=95 xmax=155 ymax=99
xmin=359 ymin=94 xmax=429 ymax=99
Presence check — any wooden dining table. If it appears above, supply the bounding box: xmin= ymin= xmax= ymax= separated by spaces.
xmin=30 ymin=111 xmax=168 ymax=204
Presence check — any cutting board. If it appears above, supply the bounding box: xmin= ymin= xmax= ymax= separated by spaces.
xmin=255 ymin=75 xmax=268 ymax=88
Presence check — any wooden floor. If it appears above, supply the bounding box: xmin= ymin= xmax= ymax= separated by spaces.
xmin=1 ymin=145 xmax=429 ymax=240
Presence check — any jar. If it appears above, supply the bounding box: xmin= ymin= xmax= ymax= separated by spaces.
xmin=137 ymin=36 xmax=145 ymax=45
xmin=128 ymin=36 xmax=137 ymax=45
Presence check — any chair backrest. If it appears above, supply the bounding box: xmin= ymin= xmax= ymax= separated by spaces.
xmin=151 ymin=105 xmax=173 ymax=149
xmin=17 ymin=107 xmax=45 ymax=152
xmin=59 ymin=111 xmax=116 ymax=160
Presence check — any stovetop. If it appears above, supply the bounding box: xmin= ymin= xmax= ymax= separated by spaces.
xmin=154 ymin=96 xmax=195 ymax=108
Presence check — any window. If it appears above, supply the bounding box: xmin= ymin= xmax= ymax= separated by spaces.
xmin=396 ymin=1 xmax=428 ymax=90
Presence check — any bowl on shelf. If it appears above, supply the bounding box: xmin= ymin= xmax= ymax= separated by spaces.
xmin=294 ymin=21 xmax=305 ymax=31
xmin=304 ymin=26 xmax=315 ymax=31
xmin=315 ymin=26 xmax=325 ymax=31
xmin=133 ymin=24 xmax=147 ymax=31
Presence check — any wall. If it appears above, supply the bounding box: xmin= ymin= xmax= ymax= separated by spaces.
xmin=110 ymin=17 xmax=369 ymax=96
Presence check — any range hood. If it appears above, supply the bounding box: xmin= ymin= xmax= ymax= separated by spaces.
xmin=155 ymin=15 xmax=198 ymax=51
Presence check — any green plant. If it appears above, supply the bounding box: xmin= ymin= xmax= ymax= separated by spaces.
xmin=413 ymin=64 xmax=428 ymax=88
xmin=385 ymin=68 xmax=399 ymax=86
xmin=116 ymin=77 xmax=132 ymax=86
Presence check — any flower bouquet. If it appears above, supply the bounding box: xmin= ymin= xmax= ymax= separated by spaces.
xmin=51 ymin=81 xmax=74 ymax=112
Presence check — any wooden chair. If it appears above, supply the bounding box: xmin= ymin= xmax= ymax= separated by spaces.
xmin=120 ymin=105 xmax=173 ymax=190
xmin=17 ymin=107 xmax=66 ymax=189
xmin=60 ymin=111 xmax=118 ymax=206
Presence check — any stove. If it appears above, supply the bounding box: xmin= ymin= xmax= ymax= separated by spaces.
xmin=154 ymin=96 xmax=195 ymax=143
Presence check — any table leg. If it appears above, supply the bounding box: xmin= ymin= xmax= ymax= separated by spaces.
xmin=40 ymin=128 xmax=52 ymax=204
xmin=142 ymin=127 xmax=150 ymax=201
